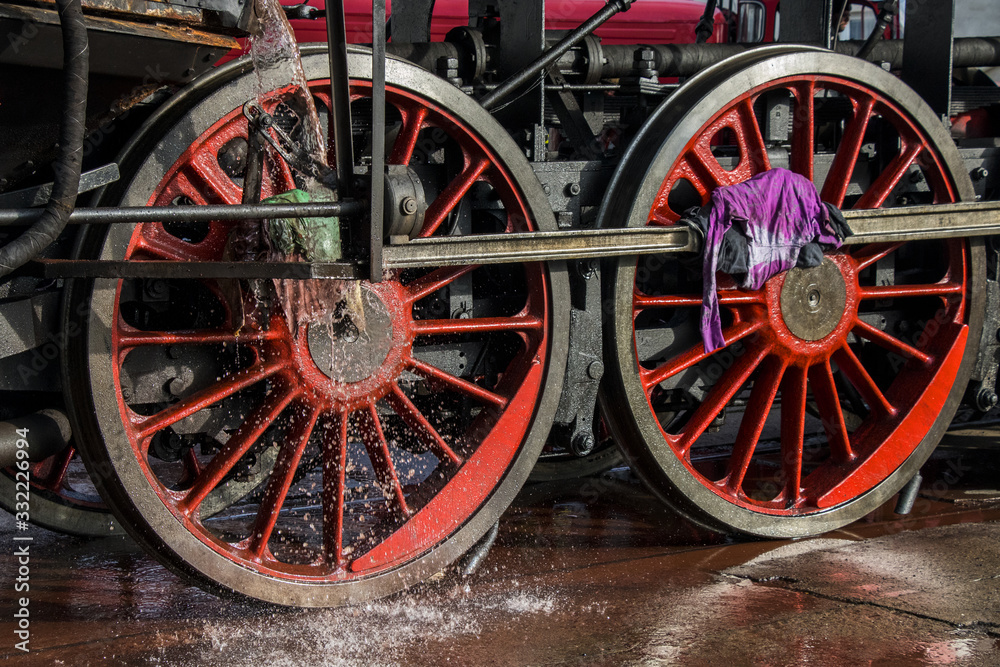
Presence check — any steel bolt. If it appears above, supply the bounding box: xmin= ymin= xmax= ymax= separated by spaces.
xmin=972 ymin=167 xmax=989 ymax=181
xmin=975 ymin=387 xmax=998 ymax=412
xmin=570 ymin=432 xmax=595 ymax=457
xmin=400 ymin=196 xmax=418 ymax=215
xmin=542 ymin=184 xmax=551 ymax=195
xmin=566 ymin=182 xmax=581 ymax=197
xmin=587 ymin=360 xmax=605 ymax=380
xmin=168 ymin=377 xmax=187 ymax=397
xmin=577 ymin=258 xmax=599 ymax=279
xmin=167 ymin=369 xmax=194 ymax=397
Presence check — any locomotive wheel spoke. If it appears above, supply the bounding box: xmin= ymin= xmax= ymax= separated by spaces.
xmin=676 ymin=343 xmax=770 ymax=456
xmin=684 ymin=148 xmax=728 ymax=191
xmin=178 ymin=386 xmax=298 ymax=514
xmin=641 ymin=321 xmax=762 ymax=390
xmin=35 ymin=447 xmax=74 ymax=492
xmin=725 ymin=356 xmax=786 ymax=492
xmin=633 ymin=290 xmax=766 ymax=311
xmin=419 ymin=158 xmax=490 ymax=237
xmin=809 ymin=360 xmax=855 ymax=464
xmin=832 ymin=343 xmax=896 ymax=417
xmin=184 ymin=152 xmax=243 ymax=206
xmin=851 ymin=318 xmax=932 ymax=364
xmin=821 ymin=96 xmax=876 ymax=207
xmin=389 ymin=106 xmax=428 ymax=165
xmin=135 ymin=359 xmax=289 ymax=440
xmin=851 ymin=242 xmax=904 ymax=271
xmin=322 ymin=411 xmax=349 ymax=569
xmin=246 ymin=404 xmax=321 ymax=559
xmin=726 ymin=98 xmax=771 ymax=179
xmin=117 ymin=327 xmax=280 ymax=350
xmin=406 ymin=265 xmax=478 ymax=303
xmin=386 ymin=384 xmax=463 ymax=466
xmin=858 ymin=282 xmax=964 ymax=300
xmin=136 ymin=223 xmax=217 ymax=262
xmin=779 ymin=366 xmax=808 ymax=506
xmin=790 ymin=81 xmax=816 ymax=181
xmin=412 ymin=314 xmax=543 ymax=336
xmin=357 ymin=403 xmax=410 ymax=518
xmin=408 ymin=357 xmax=508 ymax=408
xmin=855 ymin=141 xmax=925 ymax=209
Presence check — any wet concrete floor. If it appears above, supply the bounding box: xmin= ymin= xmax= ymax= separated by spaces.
xmin=2 ymin=433 xmax=1000 ymax=666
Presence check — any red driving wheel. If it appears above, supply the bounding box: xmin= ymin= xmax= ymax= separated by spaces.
xmin=67 ymin=49 xmax=567 ymax=605
xmin=601 ymin=49 xmax=982 ymax=537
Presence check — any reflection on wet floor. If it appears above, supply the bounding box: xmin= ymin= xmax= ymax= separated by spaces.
xmin=2 ymin=442 xmax=1000 ymax=666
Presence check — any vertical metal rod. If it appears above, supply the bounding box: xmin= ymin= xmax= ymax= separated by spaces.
xmin=325 ymin=0 xmax=355 ymax=198
xmin=242 ymin=129 xmax=265 ymax=205
xmin=370 ymin=0 xmax=386 ymax=283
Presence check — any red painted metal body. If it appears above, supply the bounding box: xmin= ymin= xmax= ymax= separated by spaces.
xmin=285 ymin=0 xmax=728 ymax=45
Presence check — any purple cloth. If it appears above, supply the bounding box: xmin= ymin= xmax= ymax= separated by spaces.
xmin=700 ymin=168 xmax=843 ymax=352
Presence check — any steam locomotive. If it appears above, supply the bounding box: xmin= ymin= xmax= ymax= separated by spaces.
xmin=1 ymin=0 xmax=998 ymax=607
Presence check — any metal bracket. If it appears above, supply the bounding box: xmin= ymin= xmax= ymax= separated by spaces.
xmin=0 ymin=164 xmax=119 ymax=208
xmin=902 ymin=0 xmax=955 ymax=119
xmin=242 ymin=101 xmax=337 ymax=190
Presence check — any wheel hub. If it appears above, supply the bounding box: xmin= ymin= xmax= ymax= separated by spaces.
xmin=779 ymin=259 xmax=848 ymax=342
xmin=307 ymin=286 xmax=395 ymax=383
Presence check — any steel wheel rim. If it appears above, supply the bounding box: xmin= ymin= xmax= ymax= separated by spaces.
xmin=602 ymin=51 xmax=981 ymax=536
xmin=68 ymin=50 xmax=568 ymax=604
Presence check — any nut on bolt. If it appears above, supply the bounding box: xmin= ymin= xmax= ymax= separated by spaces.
xmin=570 ymin=432 xmax=595 ymax=457
xmin=400 ymin=196 xmax=418 ymax=216
xmin=976 ymin=387 xmax=999 ymax=412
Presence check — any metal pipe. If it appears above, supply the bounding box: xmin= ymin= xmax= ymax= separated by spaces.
xmin=0 ymin=201 xmax=367 ymax=227
xmin=325 ymin=0 xmax=355 ymax=198
xmin=370 ymin=0 xmax=386 ymax=282
xmin=0 ymin=409 xmax=72 ymax=469
xmin=894 ymin=472 xmax=922 ymax=515
xmin=856 ymin=0 xmax=897 ymax=61
xmin=479 ymin=0 xmax=634 ymax=110
xmin=23 ymin=199 xmax=1000 ymax=279
xmin=695 ymin=0 xmax=719 ymax=44
xmin=34 ymin=258 xmax=363 ymax=280
xmin=593 ymin=37 xmax=1000 ymax=78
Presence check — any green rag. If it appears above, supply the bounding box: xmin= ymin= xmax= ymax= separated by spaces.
xmin=263 ymin=189 xmax=341 ymax=261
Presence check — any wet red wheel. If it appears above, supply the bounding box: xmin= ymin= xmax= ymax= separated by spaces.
xmin=600 ymin=49 xmax=983 ymax=537
xmin=0 ymin=446 xmax=117 ymax=537
xmin=66 ymin=48 xmax=567 ymax=605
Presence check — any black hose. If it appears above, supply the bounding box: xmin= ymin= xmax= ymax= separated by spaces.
xmin=695 ymin=0 xmax=719 ymax=44
xmin=0 ymin=0 xmax=88 ymax=277
xmin=856 ymin=0 xmax=898 ymax=61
